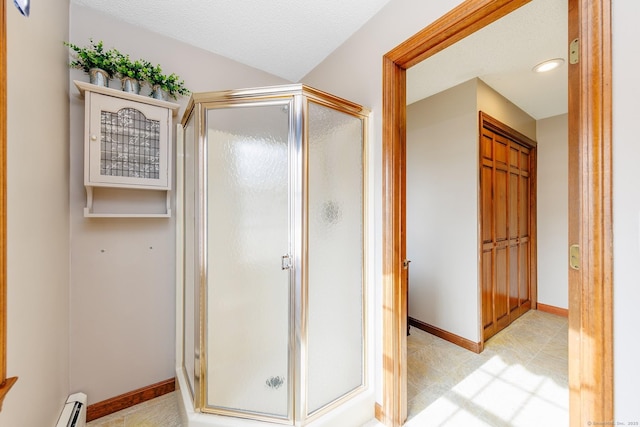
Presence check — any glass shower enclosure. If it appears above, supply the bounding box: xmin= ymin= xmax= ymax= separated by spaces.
xmin=176 ymin=85 xmax=369 ymax=426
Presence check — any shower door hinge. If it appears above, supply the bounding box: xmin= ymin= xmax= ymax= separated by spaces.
xmin=281 ymin=254 xmax=292 ymax=270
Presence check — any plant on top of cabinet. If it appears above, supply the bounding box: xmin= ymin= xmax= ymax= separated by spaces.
xmin=143 ymin=63 xmax=190 ymax=101
xmin=64 ymin=39 xmax=119 ymax=87
xmin=65 ymin=39 xmax=191 ymax=99
xmin=115 ymin=54 xmax=151 ymax=94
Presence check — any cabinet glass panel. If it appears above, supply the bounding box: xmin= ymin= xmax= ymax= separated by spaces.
xmin=100 ymin=108 xmax=160 ymax=179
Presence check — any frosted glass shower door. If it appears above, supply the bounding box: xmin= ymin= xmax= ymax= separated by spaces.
xmin=307 ymin=101 xmax=365 ymax=415
xmin=205 ymin=102 xmax=292 ymax=420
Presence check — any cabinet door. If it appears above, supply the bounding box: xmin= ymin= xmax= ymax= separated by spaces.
xmin=86 ymin=93 xmax=170 ymax=189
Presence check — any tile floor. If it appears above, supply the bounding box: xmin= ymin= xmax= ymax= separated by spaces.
xmin=406 ymin=310 xmax=568 ymax=426
xmin=88 ymin=310 xmax=567 ymax=427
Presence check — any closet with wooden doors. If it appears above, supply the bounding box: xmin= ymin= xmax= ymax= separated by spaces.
xmin=480 ymin=112 xmax=537 ymax=342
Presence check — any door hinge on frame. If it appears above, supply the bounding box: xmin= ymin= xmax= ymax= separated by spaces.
xmin=570 ymin=38 xmax=579 ymax=64
xmin=569 ymin=244 xmax=580 ymax=270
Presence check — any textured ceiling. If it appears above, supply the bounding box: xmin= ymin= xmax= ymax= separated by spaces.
xmin=408 ymin=0 xmax=567 ymax=119
xmin=72 ymin=0 xmax=566 ymax=119
xmin=70 ymin=0 xmax=393 ymax=82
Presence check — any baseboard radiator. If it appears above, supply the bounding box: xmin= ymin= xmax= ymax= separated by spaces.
xmin=55 ymin=392 xmax=87 ymax=427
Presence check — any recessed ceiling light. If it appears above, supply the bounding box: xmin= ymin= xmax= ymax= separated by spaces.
xmin=532 ymin=58 xmax=565 ymax=73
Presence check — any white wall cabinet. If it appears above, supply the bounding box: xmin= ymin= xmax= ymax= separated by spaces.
xmin=75 ymin=81 xmax=180 ymax=217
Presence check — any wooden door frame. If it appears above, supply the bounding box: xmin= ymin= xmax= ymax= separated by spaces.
xmin=381 ymin=0 xmax=612 ymax=426
xmin=0 ymin=0 xmax=17 ymax=410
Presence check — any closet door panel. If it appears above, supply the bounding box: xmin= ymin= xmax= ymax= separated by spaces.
xmin=495 ymin=168 xmax=508 ymax=243
xmin=519 ymin=240 xmax=531 ymax=305
xmin=481 ymin=166 xmax=493 ymax=244
xmin=482 ymin=249 xmax=494 ymax=331
xmin=480 ymin=114 xmax=535 ymax=342
xmin=509 ymin=245 xmax=519 ymax=312
xmin=495 ymin=245 xmax=509 ymax=325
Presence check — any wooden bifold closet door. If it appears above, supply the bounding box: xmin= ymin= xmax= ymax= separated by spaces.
xmin=480 ymin=112 xmax=537 ymax=342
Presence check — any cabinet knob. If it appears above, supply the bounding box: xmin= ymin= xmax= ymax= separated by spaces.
xmin=90 ymin=135 xmax=97 ymax=141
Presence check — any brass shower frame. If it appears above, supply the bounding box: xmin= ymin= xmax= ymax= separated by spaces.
xmin=178 ymin=84 xmax=370 ymax=426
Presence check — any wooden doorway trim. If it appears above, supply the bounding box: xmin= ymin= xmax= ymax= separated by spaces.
xmin=381 ymin=0 xmax=612 ymax=426
xmin=0 ymin=0 xmax=17 ymax=410
xmin=568 ymin=0 xmax=613 ymax=424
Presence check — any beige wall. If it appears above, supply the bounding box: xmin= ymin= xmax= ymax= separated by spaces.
xmin=68 ymin=4 xmax=288 ymax=404
xmin=612 ymin=1 xmax=640 ymax=419
xmin=476 ymin=79 xmax=536 ymax=140
xmin=406 ymin=79 xmax=479 ymax=342
xmin=405 ymin=78 xmax=537 ymax=344
xmin=0 ymin=1 xmax=71 ymax=426
xmin=536 ymin=114 xmax=568 ymax=309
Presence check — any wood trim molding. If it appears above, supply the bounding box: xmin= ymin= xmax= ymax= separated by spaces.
xmin=537 ymin=303 xmax=569 ymax=318
xmin=0 ymin=0 xmax=18 ymax=412
xmin=572 ymin=0 xmax=613 ymax=424
xmin=480 ymin=111 xmax=537 ymax=148
xmin=567 ymin=0 xmax=581 ymax=420
xmin=386 ymin=0 xmax=530 ymax=70
xmin=380 ymin=54 xmax=407 ymax=426
xmin=382 ymin=1 xmax=612 ymax=426
xmin=375 ymin=402 xmax=383 ymax=423
xmin=86 ymin=378 xmax=175 ymax=422
xmin=0 ymin=378 xmax=17 ymax=412
xmin=409 ymin=317 xmax=482 ymax=354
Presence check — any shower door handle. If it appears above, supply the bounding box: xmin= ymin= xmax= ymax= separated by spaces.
xmin=281 ymin=254 xmax=292 ymax=270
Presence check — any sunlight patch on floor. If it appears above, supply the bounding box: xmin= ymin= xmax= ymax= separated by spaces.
xmin=406 ymin=310 xmax=568 ymax=427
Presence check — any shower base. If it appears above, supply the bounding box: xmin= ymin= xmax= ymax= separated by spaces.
xmin=176 ymin=370 xmax=376 ymax=427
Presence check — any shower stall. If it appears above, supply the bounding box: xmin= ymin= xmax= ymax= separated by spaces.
xmin=175 ymin=85 xmax=371 ymax=426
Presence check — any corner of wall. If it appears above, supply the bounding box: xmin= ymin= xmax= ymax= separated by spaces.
xmin=476 ymin=78 xmax=536 ymax=140
xmin=1 ymin=1 xmax=71 ymax=426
